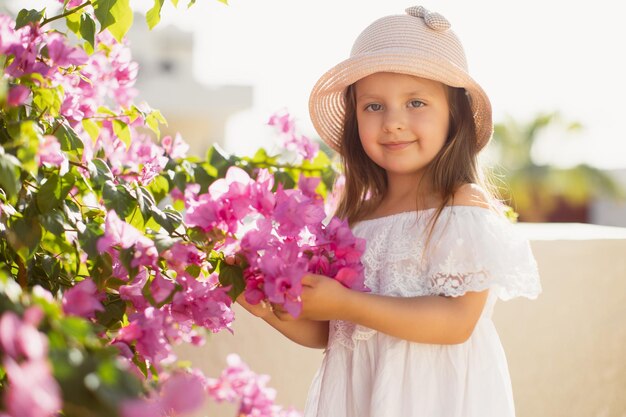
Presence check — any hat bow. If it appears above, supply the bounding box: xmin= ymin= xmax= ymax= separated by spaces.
xmin=405 ymin=5 xmax=451 ymax=32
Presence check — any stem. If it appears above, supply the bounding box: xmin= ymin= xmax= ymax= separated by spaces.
xmin=15 ymin=257 xmax=27 ymax=289
xmin=24 ymin=180 xmax=40 ymax=190
xmin=41 ymin=1 xmax=93 ymax=27
xmin=69 ymin=160 xmax=89 ymax=170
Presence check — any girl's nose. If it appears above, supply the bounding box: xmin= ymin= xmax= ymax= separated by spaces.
xmin=382 ymin=109 xmax=406 ymax=132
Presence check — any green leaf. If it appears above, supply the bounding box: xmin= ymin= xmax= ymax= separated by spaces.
xmin=95 ymin=296 xmax=126 ymax=329
xmin=170 ymin=0 xmax=179 ymax=7
xmin=153 ymin=233 xmax=175 ymax=252
xmin=16 ymin=121 xmax=43 ymax=176
xmin=0 ymin=151 xmax=22 ymax=198
xmin=7 ymin=215 xmax=42 ymax=260
xmin=59 ymin=316 xmax=91 ymax=343
xmin=32 ymin=84 xmax=64 ymax=118
xmin=187 ymin=0 xmax=196 ymax=8
xmin=207 ymin=145 xmax=232 ymax=178
xmin=81 ymin=119 xmax=100 ymax=143
xmin=15 ymin=9 xmax=45 ymax=30
xmin=301 ymin=149 xmax=331 ymax=171
xmin=274 ymin=170 xmax=296 ymax=189
xmin=39 ymin=209 xmax=66 ymax=235
xmin=93 ymin=0 xmax=116 ymax=32
xmin=80 ymin=13 xmax=97 ymax=50
xmin=102 ymin=181 xmax=136 ymax=219
xmin=92 ymin=0 xmax=132 ymax=42
xmin=135 ymin=186 xmax=156 ymax=221
xmin=65 ymin=8 xmax=82 ymax=35
xmin=37 ymin=172 xmax=75 ymax=214
xmin=194 ymin=164 xmax=216 ymax=193
xmin=146 ymin=0 xmax=165 ymax=30
xmin=146 ymin=175 xmax=169 ymax=203
xmin=218 ymin=262 xmax=244 ymax=301
xmin=112 ymin=120 xmax=130 ymax=147
xmin=149 ymin=207 xmax=182 ymax=233
xmin=77 ymin=221 xmax=104 ymax=259
xmin=55 ymin=123 xmax=84 ymax=152
xmin=88 ymin=159 xmax=114 ymax=187
xmin=145 ymin=109 xmax=167 ymax=139
xmin=37 ymin=174 xmax=60 ymax=213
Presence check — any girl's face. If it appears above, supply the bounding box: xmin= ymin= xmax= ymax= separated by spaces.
xmin=354 ymin=72 xmax=450 ymax=180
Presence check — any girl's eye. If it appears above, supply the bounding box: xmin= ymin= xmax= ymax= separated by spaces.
xmin=409 ymin=100 xmax=425 ymax=108
xmin=365 ymin=103 xmax=383 ymax=112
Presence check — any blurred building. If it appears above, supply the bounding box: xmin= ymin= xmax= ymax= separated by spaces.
xmin=591 ymin=169 xmax=626 ymax=227
xmin=128 ymin=17 xmax=253 ymax=157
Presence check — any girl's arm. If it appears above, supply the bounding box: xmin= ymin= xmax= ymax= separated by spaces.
xmin=237 ymin=295 xmax=329 ymax=349
xmin=275 ymin=274 xmax=488 ymax=345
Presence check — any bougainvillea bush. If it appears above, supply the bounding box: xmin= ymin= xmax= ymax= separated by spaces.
xmin=0 ymin=1 xmax=365 ymax=416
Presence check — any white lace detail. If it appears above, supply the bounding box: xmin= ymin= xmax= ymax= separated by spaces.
xmin=326 ymin=207 xmax=542 ymax=351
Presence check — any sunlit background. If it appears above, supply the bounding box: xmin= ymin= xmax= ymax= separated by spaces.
xmin=1 ymin=3 xmax=625 ymax=417
xmin=5 ymin=0 xmax=626 ymax=224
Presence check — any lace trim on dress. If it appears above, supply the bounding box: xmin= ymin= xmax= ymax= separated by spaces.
xmin=327 ymin=207 xmax=541 ymax=350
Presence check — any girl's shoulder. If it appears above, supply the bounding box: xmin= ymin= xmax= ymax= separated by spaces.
xmin=451 ymin=183 xmax=492 ymax=210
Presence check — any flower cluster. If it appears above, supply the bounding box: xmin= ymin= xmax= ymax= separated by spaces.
xmin=94 ymin=211 xmax=235 ymax=369
xmin=186 ymin=167 xmax=366 ymax=317
xmin=0 ymin=308 xmax=62 ymax=417
xmin=268 ymin=111 xmax=319 ymax=162
xmin=206 ymin=354 xmax=302 ymax=417
xmin=0 ymin=4 xmax=344 ymax=417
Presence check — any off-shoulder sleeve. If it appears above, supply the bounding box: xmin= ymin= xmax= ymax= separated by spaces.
xmin=425 ymin=207 xmax=542 ymax=300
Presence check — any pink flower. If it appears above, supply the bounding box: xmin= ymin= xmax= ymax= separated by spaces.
xmin=162 ymin=242 xmax=206 ymax=273
xmin=117 ymin=307 xmax=176 ymax=367
xmin=3 ymin=358 xmax=62 ymax=417
xmin=38 ymin=135 xmax=67 ymax=167
xmin=57 ymin=0 xmax=83 ymax=8
xmin=297 ymin=175 xmax=321 ymax=199
xmin=161 ymin=133 xmax=189 ymax=159
xmin=46 ymin=32 xmax=88 ymax=67
xmin=171 ymin=273 xmax=234 ymax=333
xmin=97 ymin=210 xmax=158 ymax=268
xmin=6 ymin=85 xmax=29 ymax=107
xmin=62 ymin=278 xmax=105 ymax=319
xmin=119 ymin=268 xmax=149 ymax=310
xmin=5 ymin=25 xmax=51 ymax=77
xmin=160 ymin=371 xmax=207 ymax=415
xmin=120 ymin=396 xmax=164 ymax=417
xmin=273 ymin=187 xmax=326 ymax=236
xmin=268 ymin=110 xmax=319 ymax=161
xmin=206 ymin=354 xmax=300 ymax=417
xmin=0 ymin=310 xmax=47 ymax=361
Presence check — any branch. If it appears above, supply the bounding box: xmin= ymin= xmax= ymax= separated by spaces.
xmin=15 ymin=257 xmax=27 ymax=289
xmin=41 ymin=1 xmax=93 ymax=27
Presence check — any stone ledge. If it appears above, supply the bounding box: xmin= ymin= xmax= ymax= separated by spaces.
xmin=515 ymin=222 xmax=626 ymax=241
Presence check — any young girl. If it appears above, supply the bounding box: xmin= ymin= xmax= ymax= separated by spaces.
xmin=239 ymin=5 xmax=541 ymax=417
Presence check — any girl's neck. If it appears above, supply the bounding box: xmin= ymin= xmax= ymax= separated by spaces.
xmin=372 ymin=172 xmax=442 ymax=217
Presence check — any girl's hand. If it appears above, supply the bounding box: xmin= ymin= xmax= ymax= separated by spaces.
xmin=274 ymin=273 xmax=349 ymax=321
xmin=236 ymin=293 xmax=273 ymax=319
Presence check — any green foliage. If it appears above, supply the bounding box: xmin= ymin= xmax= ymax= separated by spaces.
xmin=146 ymin=0 xmax=166 ymax=30
xmin=491 ymin=112 xmax=625 ymax=221
xmin=15 ymin=8 xmax=45 ymax=29
xmin=0 ymin=1 xmax=340 ymax=415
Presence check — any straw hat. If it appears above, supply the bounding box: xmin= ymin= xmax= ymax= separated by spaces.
xmin=309 ymin=5 xmax=492 ymax=152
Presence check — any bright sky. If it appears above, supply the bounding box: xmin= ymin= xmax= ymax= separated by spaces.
xmin=12 ymin=0 xmax=626 ymax=169
xmin=153 ymin=0 xmax=626 ymax=170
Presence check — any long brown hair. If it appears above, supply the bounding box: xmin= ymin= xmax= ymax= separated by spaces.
xmin=333 ymin=79 xmax=498 ymax=230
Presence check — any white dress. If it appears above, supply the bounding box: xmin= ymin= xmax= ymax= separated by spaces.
xmin=304 ymin=206 xmax=542 ymax=417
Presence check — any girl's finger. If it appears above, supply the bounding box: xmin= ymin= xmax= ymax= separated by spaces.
xmin=301 ymin=274 xmax=318 ymax=286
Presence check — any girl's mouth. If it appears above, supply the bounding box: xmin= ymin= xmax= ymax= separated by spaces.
xmin=382 ymin=141 xmax=415 ymax=151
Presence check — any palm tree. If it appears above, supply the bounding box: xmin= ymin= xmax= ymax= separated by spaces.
xmin=487 ymin=112 xmax=625 ymax=222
